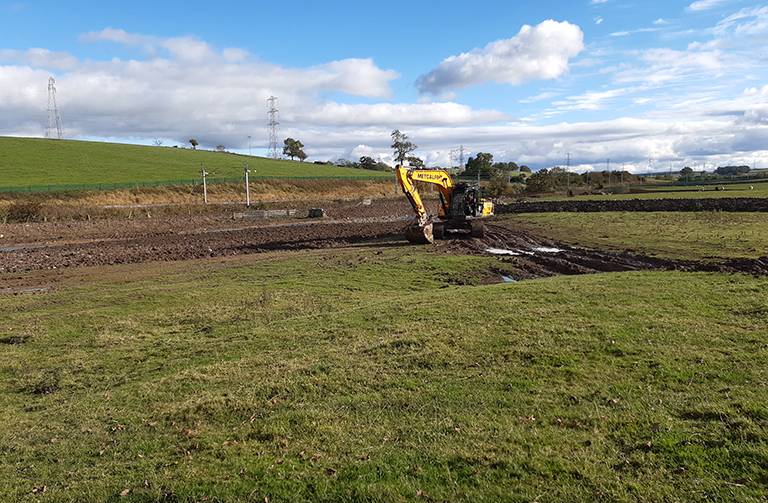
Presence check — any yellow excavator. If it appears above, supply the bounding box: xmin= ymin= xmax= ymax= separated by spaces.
xmin=395 ymin=164 xmax=494 ymax=244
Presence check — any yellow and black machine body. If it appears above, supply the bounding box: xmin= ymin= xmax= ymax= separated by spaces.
xmin=395 ymin=165 xmax=494 ymax=244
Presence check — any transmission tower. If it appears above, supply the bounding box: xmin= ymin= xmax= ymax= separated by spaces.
xmin=458 ymin=144 xmax=467 ymax=169
xmin=267 ymin=95 xmax=279 ymax=159
xmin=45 ymin=77 xmax=64 ymax=139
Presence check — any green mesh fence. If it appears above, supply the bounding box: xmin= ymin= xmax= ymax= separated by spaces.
xmin=0 ymin=176 xmax=390 ymax=193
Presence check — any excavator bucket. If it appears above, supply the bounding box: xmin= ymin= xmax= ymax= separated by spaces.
xmin=404 ymin=222 xmax=434 ymax=244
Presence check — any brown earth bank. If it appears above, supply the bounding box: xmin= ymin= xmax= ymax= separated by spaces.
xmin=2 ymin=199 xmax=767 ymax=290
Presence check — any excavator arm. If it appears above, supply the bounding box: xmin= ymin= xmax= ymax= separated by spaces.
xmin=396 ymin=165 xmax=453 ymax=220
xmin=395 ymin=165 xmax=456 ymax=243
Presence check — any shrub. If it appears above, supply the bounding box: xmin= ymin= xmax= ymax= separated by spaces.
xmin=6 ymin=198 xmax=43 ymax=223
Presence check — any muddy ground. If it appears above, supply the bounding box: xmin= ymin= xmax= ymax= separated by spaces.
xmin=1 ymin=198 xmax=767 ymax=291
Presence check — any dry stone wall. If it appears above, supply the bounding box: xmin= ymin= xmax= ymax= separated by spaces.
xmin=496 ymin=197 xmax=768 ymax=214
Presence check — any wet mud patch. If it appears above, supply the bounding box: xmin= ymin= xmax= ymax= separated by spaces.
xmin=435 ymin=224 xmax=768 ymax=281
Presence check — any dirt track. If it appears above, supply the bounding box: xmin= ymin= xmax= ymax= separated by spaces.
xmin=1 ymin=199 xmax=767 ymax=283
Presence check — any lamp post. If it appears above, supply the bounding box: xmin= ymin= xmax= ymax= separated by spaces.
xmin=201 ymin=164 xmax=209 ymax=204
xmin=201 ymin=164 xmax=217 ymax=204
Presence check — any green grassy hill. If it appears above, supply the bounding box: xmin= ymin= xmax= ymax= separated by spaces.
xmin=0 ymin=137 xmax=391 ymax=187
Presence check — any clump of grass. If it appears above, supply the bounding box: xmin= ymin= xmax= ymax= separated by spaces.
xmin=2 ymin=197 xmax=44 ymax=223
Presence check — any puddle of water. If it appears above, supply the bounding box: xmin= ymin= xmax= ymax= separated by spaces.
xmin=532 ymin=247 xmax=562 ymax=253
xmin=0 ymin=243 xmax=65 ymax=252
xmin=501 ymin=276 xmax=517 ymax=282
xmin=486 ymin=248 xmax=520 ymax=256
xmin=0 ymin=245 xmax=48 ymax=252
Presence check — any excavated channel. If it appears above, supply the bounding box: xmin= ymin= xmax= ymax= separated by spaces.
xmin=1 ymin=199 xmax=766 ymax=280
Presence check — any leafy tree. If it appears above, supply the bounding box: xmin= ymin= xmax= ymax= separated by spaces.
xmin=679 ymin=166 xmax=694 ymax=182
xmin=391 ymin=130 xmax=417 ymax=165
xmin=493 ymin=161 xmax=519 ymax=171
xmin=355 ymin=157 xmax=390 ymax=171
xmin=525 ymin=169 xmax=557 ymax=193
xmin=549 ymin=166 xmax=584 ymax=187
xmin=519 ymin=165 xmax=531 ymax=173
xmin=464 ymin=152 xmax=497 ymax=179
xmin=189 ymin=139 xmax=198 ymax=149
xmin=216 ymin=145 xmax=226 ymax=152
xmin=282 ymin=138 xmax=307 ymax=161
xmin=406 ymin=156 xmax=424 ymax=168
xmin=486 ymin=172 xmax=511 ymax=197
xmin=335 ymin=158 xmax=353 ymax=168
xmin=715 ymin=165 xmax=750 ymax=176
xmin=357 ymin=156 xmax=378 ymax=170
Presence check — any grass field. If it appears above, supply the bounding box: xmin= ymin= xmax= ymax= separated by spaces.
xmin=565 ymin=180 xmax=768 ymax=200
xmin=1 ymin=216 xmax=767 ymax=501
xmin=0 ymin=137 xmax=390 ymax=187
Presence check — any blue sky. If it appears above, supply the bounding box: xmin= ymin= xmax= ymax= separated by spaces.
xmin=1 ymin=0 xmax=767 ymax=172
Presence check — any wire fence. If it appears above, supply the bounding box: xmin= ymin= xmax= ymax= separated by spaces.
xmin=0 ymin=175 xmax=391 ymax=194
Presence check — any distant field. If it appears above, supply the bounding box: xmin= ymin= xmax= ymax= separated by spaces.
xmin=570 ymin=180 xmax=768 ymax=199
xmin=0 ymin=137 xmax=391 ymax=187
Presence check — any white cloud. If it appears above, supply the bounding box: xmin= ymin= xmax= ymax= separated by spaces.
xmin=79 ymin=28 xmax=156 ymax=46
xmin=520 ymin=91 xmax=560 ymax=103
xmin=296 ymin=102 xmax=509 ymax=127
xmin=311 ymin=59 xmax=400 ymax=99
xmin=713 ymin=6 xmax=768 ymax=37
xmin=595 ymin=17 xmax=603 ymax=25
xmin=610 ymin=27 xmax=660 ymax=37
xmin=415 ymin=20 xmax=584 ymax=95
xmin=0 ymin=48 xmax=80 ymax=71
xmin=551 ymin=87 xmax=636 ymax=111
xmin=740 ymin=84 xmax=768 ymax=97
xmin=572 ymin=58 xmax=603 ymax=68
xmin=653 ymin=18 xmax=670 ymax=26
xmin=686 ymin=0 xmax=735 ymax=12
xmin=641 ymin=48 xmax=723 ymax=71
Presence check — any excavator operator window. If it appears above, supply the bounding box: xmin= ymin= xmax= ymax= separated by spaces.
xmin=464 ymin=191 xmax=476 ymax=216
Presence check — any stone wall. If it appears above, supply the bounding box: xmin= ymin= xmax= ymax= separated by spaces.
xmin=496 ymin=197 xmax=768 ymax=214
